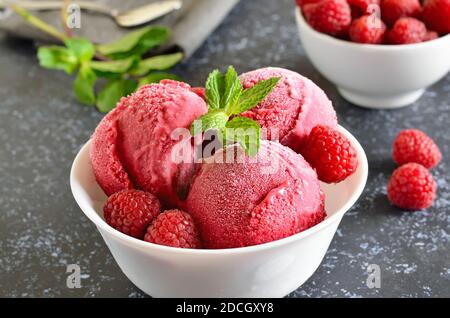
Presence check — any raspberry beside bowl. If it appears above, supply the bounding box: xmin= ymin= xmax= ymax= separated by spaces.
xmin=295 ymin=7 xmax=450 ymax=109
xmin=70 ymin=125 xmax=368 ymax=298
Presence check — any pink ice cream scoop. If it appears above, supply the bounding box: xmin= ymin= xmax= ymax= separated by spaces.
xmin=240 ymin=67 xmax=337 ymax=153
xmin=90 ymin=80 xmax=207 ymax=206
xmin=185 ymin=140 xmax=326 ymax=249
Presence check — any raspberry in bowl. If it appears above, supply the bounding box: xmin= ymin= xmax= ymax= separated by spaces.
xmin=295 ymin=1 xmax=450 ymax=109
xmin=71 ymin=68 xmax=368 ymax=297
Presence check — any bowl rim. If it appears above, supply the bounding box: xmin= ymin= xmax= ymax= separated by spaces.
xmin=70 ymin=125 xmax=368 ymax=256
xmin=295 ymin=7 xmax=450 ymax=51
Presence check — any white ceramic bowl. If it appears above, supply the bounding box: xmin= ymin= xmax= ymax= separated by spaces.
xmin=70 ymin=125 xmax=368 ymax=298
xmin=295 ymin=8 xmax=450 ymax=109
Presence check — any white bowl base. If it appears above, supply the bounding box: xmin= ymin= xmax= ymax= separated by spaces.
xmin=338 ymin=87 xmax=425 ymax=109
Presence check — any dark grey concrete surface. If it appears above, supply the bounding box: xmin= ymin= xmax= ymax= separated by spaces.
xmin=0 ymin=0 xmax=448 ymax=297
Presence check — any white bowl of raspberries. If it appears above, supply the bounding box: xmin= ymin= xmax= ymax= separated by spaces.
xmin=295 ymin=0 xmax=450 ymax=109
xmin=70 ymin=126 xmax=368 ymax=298
xmin=70 ymin=67 xmax=371 ymax=297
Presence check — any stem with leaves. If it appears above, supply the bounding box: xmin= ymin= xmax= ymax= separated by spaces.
xmin=8 ymin=4 xmax=184 ymax=113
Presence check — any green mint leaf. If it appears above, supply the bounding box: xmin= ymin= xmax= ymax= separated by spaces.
xmin=137 ymin=72 xmax=183 ymax=88
xmin=225 ymin=116 xmax=261 ymax=156
xmin=64 ymin=38 xmax=95 ymax=62
xmin=97 ymin=78 xmax=137 ymax=113
xmin=205 ymin=70 xmax=225 ymax=110
xmin=223 ymin=66 xmax=243 ymax=115
xmin=73 ymin=63 xmax=97 ymax=106
xmin=234 ymin=77 xmax=280 ymax=114
xmin=96 ymin=27 xmax=170 ymax=59
xmin=129 ymin=52 xmax=183 ymax=76
xmin=37 ymin=46 xmax=78 ymax=74
xmin=190 ymin=110 xmax=229 ymax=136
xmin=89 ymin=56 xmax=138 ymax=77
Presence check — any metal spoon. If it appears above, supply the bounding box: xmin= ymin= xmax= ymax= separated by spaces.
xmin=0 ymin=0 xmax=183 ymax=27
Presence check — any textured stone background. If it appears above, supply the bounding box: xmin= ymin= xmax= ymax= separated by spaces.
xmin=0 ymin=0 xmax=448 ymax=297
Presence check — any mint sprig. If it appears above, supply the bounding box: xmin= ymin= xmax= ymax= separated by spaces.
xmin=37 ymin=29 xmax=182 ymax=113
xmin=10 ymin=4 xmax=183 ymax=113
xmin=191 ymin=66 xmax=280 ymax=156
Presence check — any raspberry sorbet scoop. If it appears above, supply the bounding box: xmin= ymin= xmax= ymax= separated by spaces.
xmin=239 ymin=67 xmax=337 ymax=153
xmin=185 ymin=140 xmax=326 ymax=249
xmin=90 ymin=80 xmax=208 ymax=206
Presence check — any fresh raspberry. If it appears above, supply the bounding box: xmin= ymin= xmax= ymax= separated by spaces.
xmin=392 ymin=129 xmax=442 ymax=169
xmin=421 ymin=0 xmax=450 ymax=34
xmin=191 ymin=87 xmax=205 ymax=100
xmin=103 ymin=190 xmax=161 ymax=239
xmin=145 ymin=210 xmax=202 ymax=248
xmin=303 ymin=0 xmax=352 ymax=37
xmin=348 ymin=0 xmax=380 ymax=18
xmin=349 ymin=15 xmax=387 ymax=43
xmin=296 ymin=0 xmax=321 ymax=8
xmin=388 ymin=17 xmax=427 ymax=44
xmin=302 ymin=125 xmax=359 ymax=183
xmin=381 ymin=0 xmax=422 ymax=25
xmin=423 ymin=30 xmax=439 ymax=41
xmin=387 ymin=163 xmax=437 ymax=210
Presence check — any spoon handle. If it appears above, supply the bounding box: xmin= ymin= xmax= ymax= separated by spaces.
xmin=1 ymin=1 xmax=115 ymax=16
xmin=115 ymin=0 xmax=182 ymax=27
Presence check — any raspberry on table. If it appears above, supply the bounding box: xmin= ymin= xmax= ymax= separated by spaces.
xmin=301 ymin=125 xmax=359 ymax=183
xmin=296 ymin=0 xmax=321 ymax=8
xmin=191 ymin=87 xmax=206 ymax=100
xmin=303 ymin=0 xmax=352 ymax=37
xmin=349 ymin=15 xmax=387 ymax=43
xmin=103 ymin=190 xmax=161 ymax=239
xmin=380 ymin=0 xmax=422 ymax=26
xmin=144 ymin=209 xmax=202 ymax=249
xmin=392 ymin=129 xmax=442 ymax=169
xmin=387 ymin=163 xmax=437 ymax=210
xmin=387 ymin=17 xmax=427 ymax=44
xmin=421 ymin=0 xmax=450 ymax=34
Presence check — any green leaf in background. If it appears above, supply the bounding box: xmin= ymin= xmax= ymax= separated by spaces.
xmin=64 ymin=38 xmax=95 ymax=62
xmin=37 ymin=46 xmax=78 ymax=74
xmin=205 ymin=69 xmax=225 ymax=110
xmin=236 ymin=77 xmax=280 ymax=114
xmin=96 ymin=27 xmax=150 ymax=55
xmin=134 ymin=27 xmax=171 ymax=56
xmin=225 ymin=116 xmax=261 ymax=156
xmin=137 ymin=72 xmax=183 ymax=88
xmin=129 ymin=52 xmax=183 ymax=76
xmin=96 ymin=78 xmax=138 ymax=113
xmin=73 ymin=63 xmax=97 ymax=106
xmin=89 ymin=56 xmax=138 ymax=77
xmin=96 ymin=26 xmax=170 ymax=59
xmin=190 ymin=110 xmax=229 ymax=135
